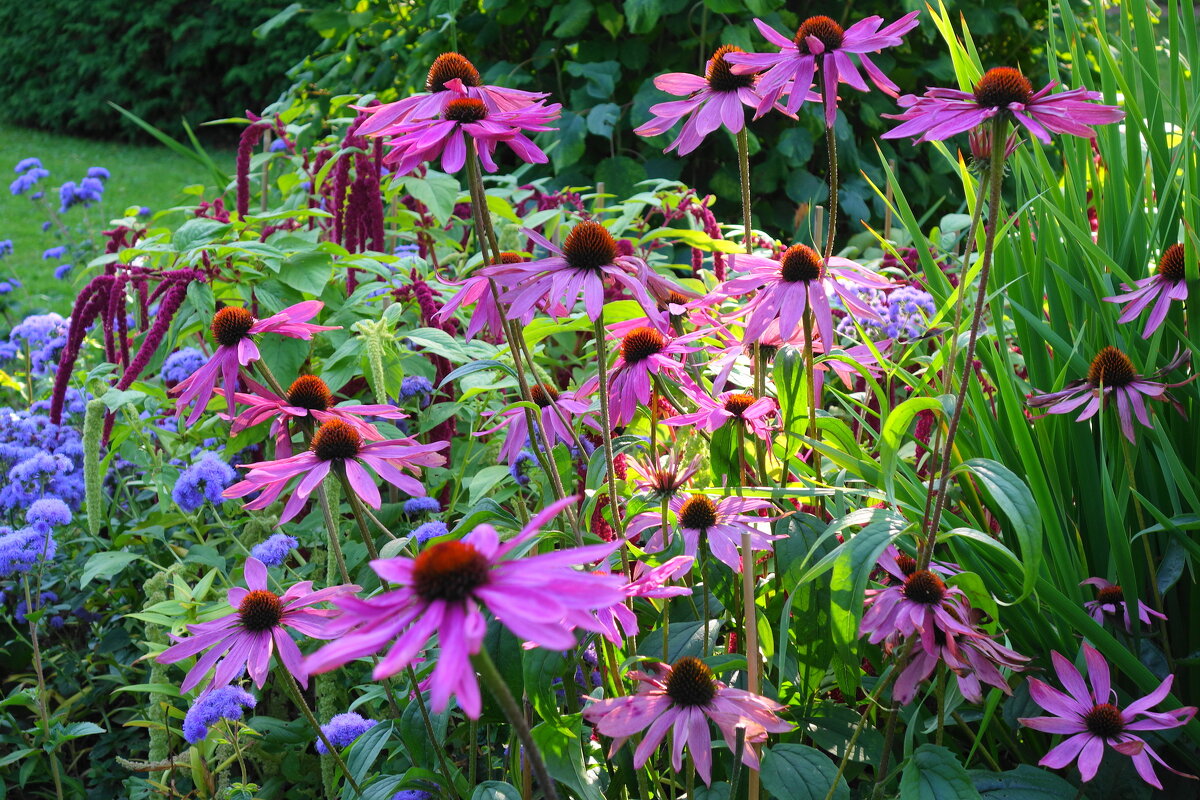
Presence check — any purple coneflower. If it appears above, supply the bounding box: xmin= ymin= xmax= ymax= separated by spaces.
xmin=1080 ymin=578 xmax=1167 ymax=632
xmin=1104 ymin=244 xmax=1190 ymax=339
xmin=490 ymin=221 xmax=666 ymax=322
xmin=304 ymin=497 xmax=625 ymax=718
xmin=435 ymin=252 xmax=533 ymax=341
xmin=579 ymin=556 xmax=694 ymax=644
xmin=228 ymin=375 xmax=408 ymax=457
xmin=882 ymin=66 xmax=1124 ymax=144
xmin=380 ymin=96 xmax=560 ymax=176
xmin=627 ymin=451 xmax=702 ymax=500
xmin=478 ymin=382 xmax=596 ymax=466
xmin=661 ymin=378 xmax=777 ymax=441
xmin=1027 ymin=346 xmax=1192 ymax=443
xmin=727 ymin=11 xmax=921 ymax=126
xmin=156 ymin=558 xmax=358 ymax=692
xmin=860 ymin=567 xmax=978 ymax=646
xmin=1018 ymin=644 xmax=1197 ymax=789
xmin=625 ymin=493 xmax=779 ymax=572
xmin=355 ymin=53 xmax=550 ymax=135
xmin=224 ymin=419 xmax=448 ymax=523
xmin=580 ymin=325 xmax=706 ymax=427
xmin=634 ymin=44 xmax=802 ymax=155
xmin=582 ymin=657 xmax=792 ymax=785
xmin=170 ymin=301 xmax=338 ymax=425
xmin=721 ymin=244 xmax=890 ymax=346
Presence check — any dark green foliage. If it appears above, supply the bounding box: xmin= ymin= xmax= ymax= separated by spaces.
xmin=276 ymin=0 xmax=1049 ymax=237
xmin=0 ymin=0 xmax=318 ymax=141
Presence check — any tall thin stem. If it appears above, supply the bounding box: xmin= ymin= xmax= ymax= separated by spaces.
xmin=736 ymin=126 xmax=753 ymax=252
xmin=21 ymin=579 xmax=64 ymax=800
xmin=592 ymin=317 xmax=626 ymax=543
xmin=920 ymin=119 xmax=1009 ymax=567
xmin=279 ymin=667 xmax=363 ymax=796
xmin=472 ymin=649 xmax=560 ymax=800
xmin=822 ymin=123 xmax=838 ymax=263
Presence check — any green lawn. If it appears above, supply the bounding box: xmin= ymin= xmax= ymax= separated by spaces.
xmin=0 ymin=123 xmax=233 ymax=315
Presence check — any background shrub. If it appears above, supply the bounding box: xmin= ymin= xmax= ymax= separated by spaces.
xmin=0 ymin=0 xmax=318 ymax=142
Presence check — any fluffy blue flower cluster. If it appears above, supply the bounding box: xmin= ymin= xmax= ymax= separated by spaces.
xmin=837 ymin=285 xmax=936 ymax=341
xmin=399 ymin=375 xmax=433 ymax=400
xmin=411 ymin=521 xmax=448 ymax=546
xmin=0 ymin=404 xmax=85 ymax=512
xmin=162 ymin=348 xmax=207 ymax=384
xmin=0 ymin=277 xmax=21 ymax=295
xmin=403 ymin=496 xmax=440 ymax=516
xmin=250 ymin=533 xmax=298 ymax=567
xmin=0 ymin=313 xmax=70 ymax=375
xmin=316 ymin=712 xmax=378 ymax=754
xmin=10 ymin=157 xmax=50 ymax=197
xmin=0 ymin=240 xmax=12 ymax=257
xmin=172 ymin=452 xmax=238 ymax=513
xmin=183 ymin=686 xmax=258 ymax=744
xmin=58 ymin=171 xmax=107 ymax=213
xmin=0 ymin=525 xmax=57 ymax=578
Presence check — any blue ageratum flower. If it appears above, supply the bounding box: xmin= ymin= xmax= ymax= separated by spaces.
xmin=53 ymin=264 xmax=72 ymax=280
xmin=403 ymin=496 xmax=441 ymax=516
xmin=411 ymin=520 xmax=448 ymax=546
xmin=172 ymin=452 xmax=237 ymax=512
xmin=26 ymin=498 xmax=71 ymax=531
xmin=183 ymin=687 xmax=257 ymax=744
xmin=42 ymin=246 xmax=67 ymax=260
xmin=0 ymin=526 xmax=57 ymax=578
xmin=0 ymin=240 xmax=13 ymax=257
xmin=399 ymin=375 xmax=434 ymax=400
xmin=315 ymin=712 xmax=378 ymax=754
xmin=162 ymin=348 xmax=207 ymax=384
xmin=86 ymin=167 xmax=110 ymax=181
xmin=14 ymin=158 xmax=43 ymax=174
xmin=250 ymin=533 xmax=298 ymax=567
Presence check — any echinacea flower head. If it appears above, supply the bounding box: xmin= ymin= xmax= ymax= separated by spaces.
xmin=435 ymin=251 xmax=534 ymax=341
xmin=490 ymin=221 xmax=669 ymax=322
xmin=628 ymin=451 xmax=701 ymax=500
xmin=1104 ymin=244 xmax=1190 ymax=339
xmin=1018 ymin=644 xmax=1197 ymax=789
xmin=170 ymin=301 xmax=339 ymax=426
xmin=635 ymin=45 xmax=802 ymax=155
xmin=183 ymin=686 xmax=257 ymax=743
xmin=156 ymin=558 xmax=359 ymax=693
xmin=721 ymin=245 xmax=891 ymax=346
xmin=626 ymin=494 xmax=780 ymax=572
xmin=578 ymin=555 xmax=694 ymax=644
xmin=1027 ymin=346 xmax=1192 ymax=443
xmin=228 ymin=374 xmax=407 ymax=457
xmin=727 ymin=11 xmax=921 ymax=126
xmin=860 ymin=567 xmax=978 ymax=646
xmin=355 ymin=52 xmax=551 ymax=135
xmin=582 ymin=657 xmax=792 ymax=785
xmin=378 ymin=96 xmax=560 ymax=176
xmin=478 ymin=382 xmax=596 ymax=466
xmin=883 ymin=66 xmax=1125 ymax=144
xmin=580 ymin=325 xmax=706 ymax=427
xmin=224 ymin=420 xmax=447 ymax=524
xmin=1080 ymin=578 xmax=1167 ymax=632
xmin=304 ymin=497 xmax=626 ymax=718
xmin=661 ymin=378 xmax=777 ymax=441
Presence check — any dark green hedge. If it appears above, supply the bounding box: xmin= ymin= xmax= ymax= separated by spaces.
xmin=0 ymin=0 xmax=318 ymax=141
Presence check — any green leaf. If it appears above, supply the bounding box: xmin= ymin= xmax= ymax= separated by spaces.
xmin=639 ymin=619 xmax=718 ymax=663
xmin=548 ymin=112 xmax=587 ymax=173
xmin=279 ymin=250 xmax=334 ymax=295
xmin=708 ymin=423 xmax=738 ymax=483
xmin=470 ymin=466 xmax=513 ymax=504
xmin=471 ymin=782 xmax=522 ymax=800
xmin=586 ymin=104 xmax=622 ymax=138
xmin=530 ymin=717 xmax=604 ymax=800
xmin=549 ymin=0 xmax=593 ymax=37
xmin=970 ymin=765 xmax=1079 ymax=799
xmin=880 ymin=396 xmax=946 ymax=503
xmin=80 ymin=551 xmax=139 ymax=587
xmin=623 ymin=0 xmax=661 ymax=33
xmin=954 ymin=459 xmax=1042 ymax=601
xmin=596 ymin=156 xmax=649 ymax=200
xmin=58 ymin=721 xmax=106 ymax=741
xmin=404 ymin=170 xmax=461 ymax=224
xmin=901 ymin=745 xmax=981 ymax=800
xmin=254 ymin=3 xmax=303 ymax=37
xmin=172 ymin=218 xmax=231 ymax=251
xmin=342 ymin=721 xmax=394 ymax=797
xmin=759 ymin=744 xmax=849 ymax=800
xmin=440 ymin=360 xmax=517 ymax=388
xmin=564 ymin=60 xmax=621 ymax=99
xmin=523 ymin=648 xmax=567 ymax=722
xmin=829 ymin=518 xmax=902 ymax=694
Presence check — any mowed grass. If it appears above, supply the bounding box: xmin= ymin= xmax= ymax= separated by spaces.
xmin=0 ymin=122 xmax=233 ymax=315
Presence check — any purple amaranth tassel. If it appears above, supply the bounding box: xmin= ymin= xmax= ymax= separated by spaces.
xmin=50 ymin=276 xmax=113 ymax=423
xmin=236 ymin=112 xmax=269 ymax=219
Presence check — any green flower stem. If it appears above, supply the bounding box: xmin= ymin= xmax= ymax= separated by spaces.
xmin=592 ymin=317 xmax=627 ymax=546
xmin=939 ymin=172 xmax=991 ymax=398
xmin=315 ymin=479 xmax=352 ymax=585
xmin=254 ymin=358 xmax=287 ymax=398
xmin=404 ymin=665 xmax=458 ymax=800
xmin=340 ymin=471 xmax=382 ymax=562
xmin=21 ymin=577 xmax=64 ymax=800
xmin=278 ymin=666 xmax=364 ymax=797
xmin=471 ymin=648 xmax=560 ymax=800
xmin=736 ymin=127 xmax=753 ymax=253
xmin=869 ymin=705 xmax=900 ymax=800
xmin=822 ymin=123 xmax=838 ymax=262
xmin=801 ymin=301 xmax=822 ymax=498
xmin=920 ymin=118 xmax=1009 ymax=568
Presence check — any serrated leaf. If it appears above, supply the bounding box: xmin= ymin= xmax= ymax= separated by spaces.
xmin=172 ymin=218 xmax=231 ymax=251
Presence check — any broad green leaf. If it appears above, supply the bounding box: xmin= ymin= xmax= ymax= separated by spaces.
xmin=342 ymin=721 xmax=394 ymax=798
xmin=523 ymin=647 xmax=567 ymax=723
xmin=471 ymin=782 xmax=522 ymax=800
xmin=900 ymin=745 xmax=981 ymax=800
xmin=279 ymin=250 xmax=334 ymax=295
xmin=172 ymin=218 xmax=231 ymax=251
xmin=760 ymin=744 xmax=849 ymax=800
xmin=829 ymin=518 xmax=902 ymax=694
xmin=880 ymin=396 xmax=946 ymax=504
xmin=969 ymin=765 xmax=1078 ymax=799
xmin=954 ymin=459 xmax=1041 ymax=601
xmin=80 ymin=551 xmax=139 ymax=587
xmin=530 ymin=717 xmax=603 ymax=800
xmin=404 ymin=170 xmax=461 ymax=224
